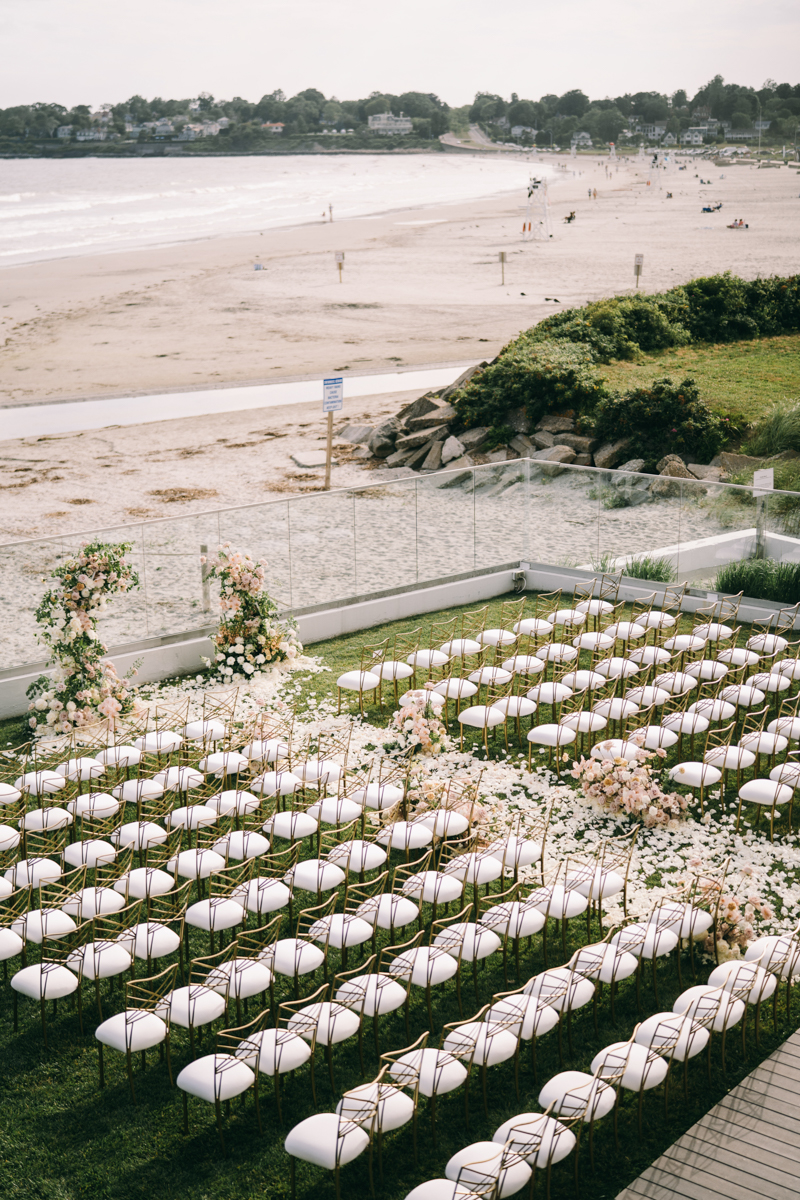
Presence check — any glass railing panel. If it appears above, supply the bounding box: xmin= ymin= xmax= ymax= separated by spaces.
xmin=141 ymin=512 xmax=221 ymax=638
xmin=414 ymin=467 xmax=476 ymax=580
xmin=473 ymin=459 xmax=527 ymax=570
xmin=350 ymin=478 xmax=418 ymax=596
xmin=217 ymin=500 xmax=292 ymax=612
xmin=526 ymin=461 xmax=600 ymax=568
xmin=285 ymin=491 xmax=355 ymax=609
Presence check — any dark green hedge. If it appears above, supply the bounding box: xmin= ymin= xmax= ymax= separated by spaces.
xmin=589 ymin=377 xmax=726 ymax=467
xmin=453 ymin=338 xmax=608 ymax=430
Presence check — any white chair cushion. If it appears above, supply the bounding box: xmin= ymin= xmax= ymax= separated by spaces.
xmin=95 ymin=1009 xmax=167 ymax=1052
xmin=177 ymin=1054 xmax=254 ymax=1102
xmin=285 ymin=1112 xmax=369 ymax=1169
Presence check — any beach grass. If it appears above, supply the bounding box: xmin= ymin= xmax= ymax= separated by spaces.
xmin=598 ymin=333 xmax=800 ymax=426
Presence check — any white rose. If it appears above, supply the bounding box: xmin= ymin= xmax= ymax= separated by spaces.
xmin=35 ymin=698 xmax=48 ymax=711
xmin=255 ymin=654 xmax=265 ymax=665
xmin=227 ymin=657 xmax=235 ymax=665
xmin=243 ymin=663 xmax=254 ymax=674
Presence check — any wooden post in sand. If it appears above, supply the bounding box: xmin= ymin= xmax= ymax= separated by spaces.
xmin=322 ymin=376 xmax=344 ymax=490
xmin=499 ymin=251 xmax=507 ymax=285
xmin=335 ymin=250 xmax=344 ymax=283
xmin=634 ymin=253 xmax=644 ymax=288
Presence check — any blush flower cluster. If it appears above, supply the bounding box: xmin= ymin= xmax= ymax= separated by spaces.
xmin=26 ymin=540 xmax=140 ymax=733
xmin=391 ymin=688 xmax=449 ymax=756
xmin=570 ymin=744 xmax=688 ymax=829
xmin=201 ymin=543 xmax=302 ymax=682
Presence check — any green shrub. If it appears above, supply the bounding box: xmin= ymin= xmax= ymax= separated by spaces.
xmin=590 ymin=377 xmax=726 ymax=467
xmin=714 ymin=557 xmax=800 ymax=605
xmin=532 ymin=294 xmax=690 ymax=361
xmin=622 ymin=554 xmax=676 ymax=583
xmin=744 ymin=399 xmax=800 ymax=457
xmin=452 ymin=338 xmax=608 ymax=430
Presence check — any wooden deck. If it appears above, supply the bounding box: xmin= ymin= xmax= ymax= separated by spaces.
xmin=617 ymin=1028 xmax=800 ymax=1200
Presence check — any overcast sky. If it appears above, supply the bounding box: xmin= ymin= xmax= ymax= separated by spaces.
xmin=3 ymin=0 xmax=798 ymax=109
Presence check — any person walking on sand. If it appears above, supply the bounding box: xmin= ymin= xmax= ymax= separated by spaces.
xmin=593 ymin=188 xmax=597 ymax=200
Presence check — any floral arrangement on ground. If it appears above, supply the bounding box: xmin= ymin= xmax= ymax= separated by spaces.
xmin=26 ymin=540 xmax=142 ymax=734
xmin=201 ymin=543 xmax=302 ymax=682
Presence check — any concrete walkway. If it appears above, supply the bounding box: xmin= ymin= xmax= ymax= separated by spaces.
xmin=617 ymin=1028 xmax=800 ymax=1199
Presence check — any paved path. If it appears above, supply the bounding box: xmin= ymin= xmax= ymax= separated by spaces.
xmin=617 ymin=1028 xmax=800 ymax=1200
xmin=0 ymin=364 xmax=471 ymax=440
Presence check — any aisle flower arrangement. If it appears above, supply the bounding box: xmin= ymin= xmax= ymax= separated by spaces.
xmin=390 ymin=687 xmax=450 ymax=756
xmin=26 ymin=540 xmax=140 ymax=733
xmin=689 ymin=861 xmax=773 ymax=961
xmin=570 ymin=744 xmax=688 ymax=829
xmin=201 ymin=543 xmax=302 ymax=682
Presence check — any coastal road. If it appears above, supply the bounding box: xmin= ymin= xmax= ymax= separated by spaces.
xmin=1 ymin=363 xmax=474 ymax=441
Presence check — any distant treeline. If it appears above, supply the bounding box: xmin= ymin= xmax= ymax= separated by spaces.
xmin=2 ymin=74 xmax=800 ymax=148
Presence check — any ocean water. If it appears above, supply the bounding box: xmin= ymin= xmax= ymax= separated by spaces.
xmin=0 ymin=153 xmax=551 ymax=266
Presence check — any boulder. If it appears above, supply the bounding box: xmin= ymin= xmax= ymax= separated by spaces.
xmin=509 ymin=433 xmax=535 ymax=455
xmin=368 ymin=430 xmax=397 ymax=458
xmin=532 ymin=445 xmax=577 ymax=464
xmin=594 ymin=439 xmax=632 ymax=469
xmin=384 ymin=447 xmax=413 ymax=467
xmin=441 ymin=435 xmax=466 ymax=464
xmin=558 ymin=433 xmax=599 ymax=454
xmin=459 ymin=426 xmax=492 ymax=451
xmin=440 ymin=362 xmax=487 ymax=401
xmin=649 ymin=477 xmax=682 ymax=498
xmin=446 ymin=454 xmax=476 ymax=469
xmin=406 ymin=404 xmax=456 ymax=430
xmin=574 ymin=454 xmax=593 ymax=467
xmin=536 ymin=413 xmax=575 ymax=433
xmin=616 ymin=459 xmax=646 ymax=474
xmin=532 ymin=430 xmax=556 ymax=449
xmin=394 ymin=426 xmax=447 ymax=452
xmin=421 ymin=440 xmax=444 ymax=471
xmin=438 ymin=467 xmax=475 ymax=488
xmin=351 ymin=445 xmax=374 ymax=460
xmin=397 ymin=393 xmax=443 ymax=424
xmin=405 ymin=442 xmax=435 ymax=470
xmin=660 ymin=459 xmax=694 ymax=479
xmin=718 ymin=451 xmax=766 ymax=475
xmin=336 ymin=423 xmax=374 ymax=445
xmin=507 ymin=406 xmax=533 ymax=435
xmin=487 ymin=447 xmax=510 ymax=462
xmin=769 ymin=449 xmax=800 ymax=462
xmin=687 ymin=463 xmax=724 ymax=481
xmin=657 ymin=453 xmax=687 ymax=472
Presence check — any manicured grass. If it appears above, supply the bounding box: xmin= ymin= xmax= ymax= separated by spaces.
xmin=3 ymin=592 xmax=800 ymax=1200
xmin=598 ymin=334 xmax=800 ymax=426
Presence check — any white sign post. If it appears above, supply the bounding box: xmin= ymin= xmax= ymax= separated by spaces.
xmin=634 ymin=253 xmax=644 ymax=288
xmin=335 ymin=251 xmax=344 ymax=283
xmin=322 ymin=376 xmax=343 ymax=489
xmin=499 ymin=250 xmax=507 ymax=285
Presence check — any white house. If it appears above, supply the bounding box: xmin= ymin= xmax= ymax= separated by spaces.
xmin=639 ymin=121 xmax=667 ymax=140
xmin=368 ymin=112 xmax=413 ymax=135
xmin=262 ymin=122 xmax=284 ymax=134
xmin=511 ymin=125 xmax=537 ymax=138
xmin=662 ymin=132 xmax=677 ymax=146
xmin=680 ymin=127 xmax=706 ymax=145
xmin=570 ymin=131 xmax=592 ymax=147
xmin=56 ymin=125 xmax=72 ymax=138
xmin=76 ymin=128 xmax=107 ymax=141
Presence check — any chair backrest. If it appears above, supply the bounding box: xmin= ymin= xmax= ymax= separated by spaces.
xmin=23 ymin=826 xmax=70 ymax=863
xmin=499 ymin=596 xmax=527 ymax=632
xmin=276 ymin=981 xmax=330 ymax=1051
xmin=429 ymin=614 xmax=458 ymax=651
xmin=0 ymin=885 xmax=32 ymax=933
xmin=126 ymin=961 xmax=179 ymax=1017
xmin=295 ymin=893 xmax=339 ymax=950
xmin=377 ymin=930 xmax=425 ymax=979
xmin=740 ymin=705 xmax=770 ymax=738
xmin=147 ymin=878 xmax=194 ymax=924
xmin=379 ymin=1030 xmax=429 ymax=1096
xmin=630 ymin=593 xmax=657 ymax=625
xmin=236 ymin=912 xmax=284 ymax=960
xmin=208 ymin=857 xmax=254 ymax=900
xmin=427 ymin=903 xmax=473 ymax=958
xmin=460 ymin=606 xmax=489 ymax=641
xmin=39 ymin=865 xmax=89 ymax=913
xmin=332 ymin=953 xmax=378 ymax=1020
xmin=753 ymin=601 xmax=800 ymax=637
xmin=343 ymin=870 xmax=389 ymax=917
xmin=532 ymin=588 xmax=563 ymax=619
xmin=189 ymin=940 xmax=238 ymax=995
xmin=477 ymin=880 xmax=520 ymax=924
xmin=391 ymin=627 xmax=422 ymax=662
xmin=96 ymin=844 xmax=135 ymax=891
xmin=441 ymin=1001 xmax=521 ymax=1066
xmin=359 ymin=636 xmax=390 ymax=674
xmin=703 ymin=720 xmax=737 ymax=756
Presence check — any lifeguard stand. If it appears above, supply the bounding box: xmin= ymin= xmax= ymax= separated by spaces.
xmin=522 ymin=176 xmax=551 ymax=241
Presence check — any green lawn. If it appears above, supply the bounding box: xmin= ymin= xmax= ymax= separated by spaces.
xmin=3 ymin=592 xmax=800 ymax=1200
xmin=598 ymin=333 xmax=800 ymax=425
